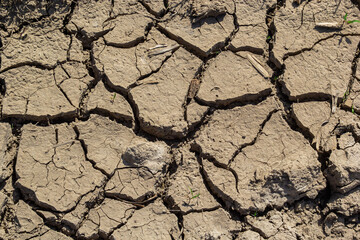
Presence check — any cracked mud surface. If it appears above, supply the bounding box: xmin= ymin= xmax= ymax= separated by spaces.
xmin=0 ymin=0 xmax=360 ymax=239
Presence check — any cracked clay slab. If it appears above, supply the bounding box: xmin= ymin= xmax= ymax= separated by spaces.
xmin=326 ymin=142 xmax=360 ymax=194
xmin=167 ymin=146 xmax=220 ymax=213
xmin=75 ymin=115 xmax=138 ymax=176
xmin=243 ymin=201 xmax=334 ymax=240
xmin=282 ymin=35 xmax=358 ymax=101
xmin=0 ymin=0 xmax=70 ymax=31
xmin=130 ymin=47 xmax=202 ymax=139
xmin=158 ymin=1 xmax=235 ymax=57
xmin=230 ymin=0 xmax=277 ymax=53
xmin=203 ymin=112 xmax=326 ymax=214
xmin=327 ymin=187 xmax=360 ymax=216
xmin=1 ymin=23 xmax=70 ymax=70
xmin=66 ymin=0 xmax=112 ymax=39
xmin=76 ymin=198 xmax=135 ymax=239
xmin=76 ymin=115 xmax=170 ymax=175
xmin=110 ymin=200 xmax=180 ymax=240
xmin=86 ymin=80 xmax=134 ymax=122
xmin=54 ymin=61 xmax=94 ymax=108
xmin=293 ymin=102 xmax=360 ymax=152
xmin=1 ymin=200 xmax=72 ymax=240
xmin=15 ymin=123 xmax=106 ymax=212
xmin=0 ymin=66 xmax=76 ymax=120
xmin=0 ymin=123 xmax=13 ymax=182
xmin=93 ymin=28 xmax=178 ymax=90
xmin=292 ymin=101 xmax=331 ymax=139
xmin=197 ymin=51 xmax=272 ymax=106
xmin=183 ymin=208 xmax=240 ymax=239
xmin=272 ymin=0 xmax=360 ymax=68
xmin=140 ymin=0 xmax=165 ymax=17
xmin=194 ymin=97 xmax=278 ymax=165
xmin=105 ymin=167 xmax=157 ymax=202
xmin=103 ymin=5 xmax=152 ymax=47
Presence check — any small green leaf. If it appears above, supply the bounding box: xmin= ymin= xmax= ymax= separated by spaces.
xmin=191 ymin=193 xmax=200 ymax=199
xmin=347 ymin=20 xmax=360 ymax=24
xmin=352 ymin=106 xmax=355 ymax=114
xmin=344 ymin=13 xmax=348 ymax=21
xmin=266 ymin=36 xmax=271 ymax=40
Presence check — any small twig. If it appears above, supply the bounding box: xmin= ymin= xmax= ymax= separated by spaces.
xmin=315 ymin=22 xmax=343 ymax=29
xmin=246 ymin=54 xmax=270 ymax=78
xmin=147 ymin=44 xmax=180 ymax=57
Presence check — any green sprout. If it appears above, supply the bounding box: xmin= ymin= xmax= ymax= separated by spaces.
xmin=111 ymin=93 xmax=116 ymax=104
xmin=266 ymin=36 xmax=271 ymax=40
xmin=189 ymin=188 xmax=200 ymax=200
xmin=351 ymin=105 xmax=355 ymax=114
xmin=343 ymin=13 xmax=360 ymax=24
xmin=343 ymin=90 xmax=350 ymax=103
xmin=251 ymin=211 xmax=258 ymax=217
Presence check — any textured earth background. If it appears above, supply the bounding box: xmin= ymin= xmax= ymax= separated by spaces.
xmin=0 ymin=0 xmax=360 ymax=239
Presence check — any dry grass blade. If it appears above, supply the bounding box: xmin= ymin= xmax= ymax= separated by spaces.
xmin=315 ymin=22 xmax=343 ymax=29
xmin=147 ymin=44 xmax=180 ymax=57
xmin=246 ymin=54 xmax=269 ymax=78
xmin=135 ymin=78 xmax=159 ymax=86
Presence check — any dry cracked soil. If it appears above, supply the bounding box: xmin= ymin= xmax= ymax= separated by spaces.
xmin=0 ymin=0 xmax=360 ymax=239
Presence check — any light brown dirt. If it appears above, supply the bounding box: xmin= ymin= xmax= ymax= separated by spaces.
xmin=0 ymin=0 xmax=360 ymax=239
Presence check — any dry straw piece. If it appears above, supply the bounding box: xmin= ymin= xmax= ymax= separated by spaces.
xmin=147 ymin=44 xmax=180 ymax=57
xmin=246 ymin=53 xmax=269 ymax=78
xmin=315 ymin=22 xmax=343 ymax=29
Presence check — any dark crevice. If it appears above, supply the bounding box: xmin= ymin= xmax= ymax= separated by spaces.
xmin=196 ymin=92 xmax=274 ymax=110
xmin=78 ymin=48 xmax=103 ymax=117
xmin=345 ymin=39 xmax=360 ymax=98
xmin=195 ymin=89 xmax=273 ymax=108
xmin=182 ymin=205 xmax=221 ymax=216
xmin=352 ymin=0 xmax=360 ymax=10
xmin=9 ymin=123 xmax=22 ymax=202
xmin=70 ymin=22 xmax=112 ymax=50
xmin=101 ymin=79 xmax=141 ymax=133
xmin=62 ymin=0 xmax=78 ymax=29
xmin=0 ymin=112 xmax=78 ymax=125
xmin=162 ymin=196 xmax=185 ymax=240
xmin=281 ymin=91 xmax=336 ymax=103
xmin=0 ymin=61 xmax=64 ymax=74
xmin=138 ymin=0 xmax=166 ymax=18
